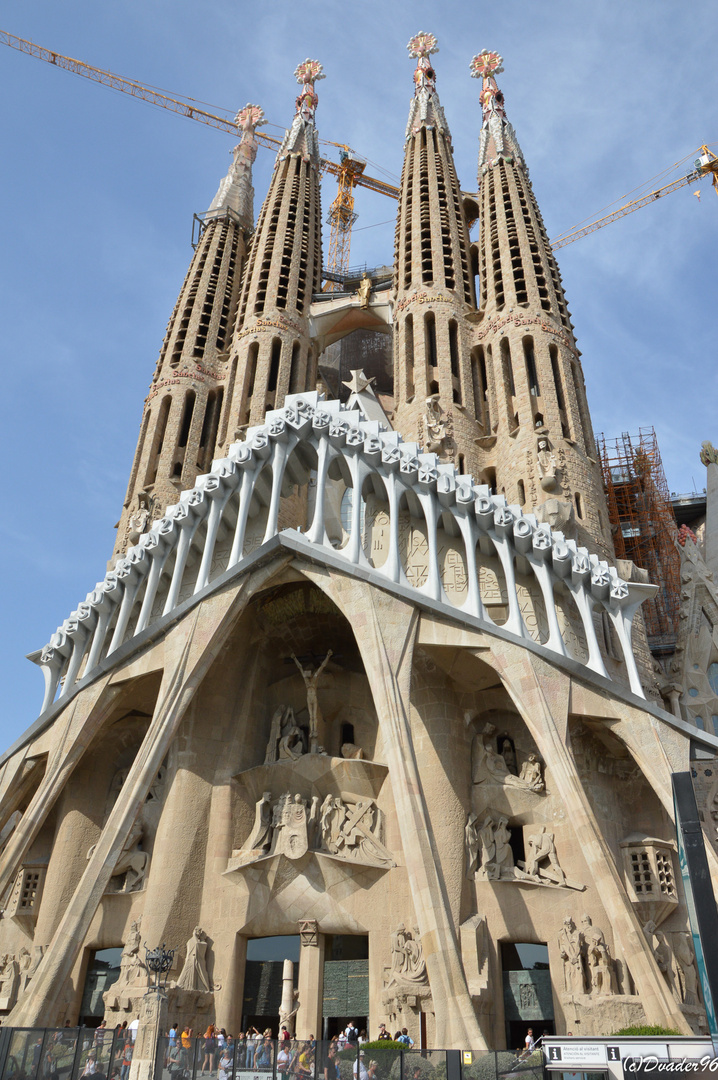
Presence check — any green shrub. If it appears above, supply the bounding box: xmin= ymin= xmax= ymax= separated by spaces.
xmin=610 ymin=1026 xmax=683 ymax=1037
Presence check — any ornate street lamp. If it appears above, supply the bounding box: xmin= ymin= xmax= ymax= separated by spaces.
xmin=144 ymin=942 xmax=175 ymax=992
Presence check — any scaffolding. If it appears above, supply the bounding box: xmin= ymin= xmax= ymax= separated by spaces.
xmin=597 ymin=427 xmax=681 ymax=653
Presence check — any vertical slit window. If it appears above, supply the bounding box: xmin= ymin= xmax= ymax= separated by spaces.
xmin=517 ymin=479 xmax=525 ymax=505
xmin=550 ymin=345 xmax=571 ymax=439
xmin=500 ymin=338 xmax=517 ymax=428
xmin=523 ymin=337 xmax=540 ymax=397
xmin=405 ymin=315 xmax=415 ymax=400
xmin=145 ymin=396 xmax=171 ymax=486
xmin=268 ymin=338 xmax=282 ymax=394
xmin=425 ymin=312 xmax=437 ymax=370
xmin=178 ymin=391 xmax=196 ymax=449
xmin=449 ymin=320 xmax=461 ymax=404
xmin=289 ymin=341 xmax=302 ymax=394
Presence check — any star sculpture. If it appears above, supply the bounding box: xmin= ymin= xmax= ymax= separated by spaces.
xmin=407 ymin=32 xmax=439 ymax=59
xmin=342 ymin=370 xmax=375 ymax=395
xmin=470 ymin=49 xmax=504 ymax=80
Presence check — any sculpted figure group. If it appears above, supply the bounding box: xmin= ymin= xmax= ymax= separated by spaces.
xmin=466 ymin=815 xmax=584 ymax=891
xmin=644 ymin=921 xmax=701 ymax=1007
xmin=237 ymin=790 xmax=394 ymax=869
xmin=471 ymin=723 xmax=545 ymax=792
xmin=558 ymin=914 xmax=618 ymax=997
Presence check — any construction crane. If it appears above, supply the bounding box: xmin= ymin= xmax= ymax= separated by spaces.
xmin=1 ymin=29 xmax=712 ymax=270
xmin=550 ymin=147 xmax=718 ymax=249
xmin=320 ymin=143 xmax=399 ymax=289
xmin=0 ymin=28 xmax=397 ymax=285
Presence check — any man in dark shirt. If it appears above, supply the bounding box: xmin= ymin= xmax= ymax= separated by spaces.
xmin=377 ymin=1025 xmax=391 ymax=1041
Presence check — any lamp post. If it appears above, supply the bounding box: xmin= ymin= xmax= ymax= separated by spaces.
xmin=144 ymin=944 xmax=175 ymax=993
xmin=132 ymin=944 xmax=175 ymax=1080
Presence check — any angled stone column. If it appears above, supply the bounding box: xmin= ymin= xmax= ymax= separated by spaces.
xmin=295 ymin=563 xmax=488 ymax=1051
xmin=489 ymin=640 xmax=692 ymax=1035
xmin=0 ymin=675 xmax=120 ymax=898
xmin=7 ymin=580 xmax=250 ymax=1027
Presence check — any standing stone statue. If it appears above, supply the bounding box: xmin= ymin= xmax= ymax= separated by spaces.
xmin=0 ymin=954 xmax=20 ymax=1011
xmin=477 ymin=815 xmax=499 ymax=880
xmin=558 ymin=916 xmax=585 ymax=996
xmin=494 ymin=816 xmax=516 ymax=879
xmin=581 ymin=914 xmax=616 ymax=996
xmin=116 ymin=917 xmax=145 ymax=987
xmin=465 ymin=812 xmax=480 ymax=878
xmin=176 ymin=927 xmax=211 ymax=993
xmin=673 ymin=932 xmax=700 ymax=1006
xmin=292 ymin=651 xmax=333 ymax=752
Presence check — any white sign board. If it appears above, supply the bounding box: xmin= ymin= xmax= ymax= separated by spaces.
xmin=545 ymin=1044 xmax=608 ymax=1066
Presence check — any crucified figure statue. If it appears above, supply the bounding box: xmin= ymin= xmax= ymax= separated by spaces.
xmin=291 ymin=650 xmax=333 ymax=752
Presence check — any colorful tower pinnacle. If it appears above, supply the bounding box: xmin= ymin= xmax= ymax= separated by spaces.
xmin=113 ymin=105 xmax=263 ymax=556
xmin=220 ymin=61 xmax=325 ymax=444
xmin=392 ymin=33 xmax=481 ymax=474
xmin=469 ymin=50 xmax=612 ymax=552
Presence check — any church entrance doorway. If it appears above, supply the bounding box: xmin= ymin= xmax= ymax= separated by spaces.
xmin=501 ymin=942 xmax=555 ymax=1052
xmin=242 ymin=935 xmax=300 ymax=1035
xmin=322 ymin=934 xmax=369 ymax=1040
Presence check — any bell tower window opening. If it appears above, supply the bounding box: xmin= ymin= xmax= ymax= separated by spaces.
xmin=425 ymin=312 xmax=438 ymax=371
xmin=145 ymin=395 xmax=171 ymax=486
xmin=523 ymin=337 xmax=540 ymax=397
xmin=178 ymin=391 xmax=196 ymax=449
xmin=199 ymin=388 xmax=224 ymax=472
xmin=268 ymin=338 xmax=282 ymax=396
xmin=449 ymin=320 xmax=461 ymax=404
xmin=549 ymin=345 xmax=571 ymax=439
xmin=405 ymin=314 xmax=415 ymax=401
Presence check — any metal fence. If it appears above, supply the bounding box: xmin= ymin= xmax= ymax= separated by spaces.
xmin=0 ymin=1031 xmax=545 ymax=1080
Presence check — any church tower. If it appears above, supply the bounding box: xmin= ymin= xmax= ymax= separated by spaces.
xmin=220 ymin=60 xmax=325 ymax=446
xmin=392 ymin=34 xmax=481 ymax=472
xmin=114 ymin=105 xmax=264 ymax=556
xmin=468 ymin=51 xmax=612 ymax=553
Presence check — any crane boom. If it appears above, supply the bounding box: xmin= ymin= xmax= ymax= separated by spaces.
xmin=550 ymin=148 xmax=717 ymax=249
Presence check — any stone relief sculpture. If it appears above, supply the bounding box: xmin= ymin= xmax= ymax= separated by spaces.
xmin=673 ymin=932 xmax=700 ymax=1006
xmin=175 ymin=927 xmax=212 ymax=993
xmin=319 ymin=795 xmax=394 ymax=866
xmin=292 ymin=650 xmax=333 ymax=752
xmin=581 ymin=914 xmax=617 ymax=996
xmin=465 ymin=812 xmax=480 ymax=877
xmin=383 ymin=923 xmax=431 ymax=1017
xmin=643 ymin=920 xmax=678 ymax=1000
xmin=233 ymin=791 xmax=394 ymax=870
xmin=471 ymin=722 xmax=545 ymax=792
xmin=536 ymin=435 xmax=559 ymax=492
xmin=104 ymin=917 xmax=146 ymax=1010
xmin=0 ymin=953 xmax=20 ymax=1011
xmin=465 ymin=814 xmax=583 ymax=890
xmin=518 ymin=754 xmax=545 ymax=792
xmin=87 ymin=817 xmax=149 ymax=893
xmin=266 ymin=705 xmax=308 ymax=762
xmin=425 ymin=395 xmax=448 ymax=455
xmin=127 ymin=492 xmax=154 ymax=546
xmin=558 ymin=916 xmax=585 ymax=995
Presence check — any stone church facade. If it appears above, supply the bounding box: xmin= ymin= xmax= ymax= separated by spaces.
xmin=0 ymin=36 xmax=717 ymax=1052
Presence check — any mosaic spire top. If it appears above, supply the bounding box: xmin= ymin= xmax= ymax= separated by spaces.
xmin=470 ymin=49 xmax=525 ymax=175
xmin=404 ymin=32 xmax=450 ymax=140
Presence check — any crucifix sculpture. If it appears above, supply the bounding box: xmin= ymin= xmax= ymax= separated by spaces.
xmin=291 ymin=650 xmax=333 ymax=752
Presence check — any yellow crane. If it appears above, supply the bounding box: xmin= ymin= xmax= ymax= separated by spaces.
xmin=550 ymin=147 xmax=718 ymax=249
xmin=0 ymin=28 xmax=398 ymax=286
xmin=1 ymin=29 xmax=713 ymax=269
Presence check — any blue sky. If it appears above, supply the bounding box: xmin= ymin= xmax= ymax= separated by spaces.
xmin=1 ymin=0 xmax=716 ymax=748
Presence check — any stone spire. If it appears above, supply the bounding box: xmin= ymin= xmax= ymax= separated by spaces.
xmin=219 ymin=62 xmax=325 ymax=445
xmin=471 ymin=50 xmax=525 ymax=175
xmin=206 ymin=103 xmax=266 ymax=227
xmin=112 ymin=108 xmax=261 ymax=557
xmin=392 ymin=33 xmax=479 ymax=474
xmin=468 ymin=50 xmax=613 ymax=553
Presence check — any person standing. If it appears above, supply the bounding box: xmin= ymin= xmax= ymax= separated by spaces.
xmin=376 ymin=1025 xmax=391 ymax=1041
